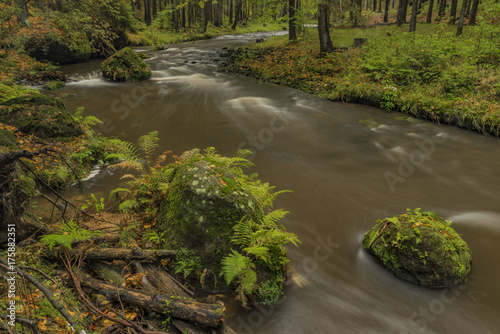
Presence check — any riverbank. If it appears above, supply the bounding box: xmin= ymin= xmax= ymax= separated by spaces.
xmin=221 ymin=25 xmax=500 ymax=136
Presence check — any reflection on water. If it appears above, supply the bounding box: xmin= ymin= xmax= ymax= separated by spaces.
xmin=46 ymin=31 xmax=500 ymax=334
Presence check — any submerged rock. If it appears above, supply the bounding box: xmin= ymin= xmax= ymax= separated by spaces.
xmin=101 ymin=47 xmax=152 ymax=82
xmin=362 ymin=208 xmax=471 ymax=287
xmin=0 ymin=95 xmax=83 ymax=139
xmin=157 ymin=151 xmax=262 ymax=282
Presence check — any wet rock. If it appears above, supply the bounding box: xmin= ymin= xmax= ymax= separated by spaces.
xmin=362 ymin=209 xmax=472 ymax=288
xmin=0 ymin=95 xmax=83 ymax=139
xmin=43 ymin=80 xmax=66 ymax=90
xmin=101 ymin=47 xmax=152 ymax=82
xmin=157 ymin=150 xmax=262 ymax=285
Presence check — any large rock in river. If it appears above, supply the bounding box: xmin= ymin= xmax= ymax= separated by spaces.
xmin=157 ymin=150 xmax=262 ymax=280
xmin=362 ymin=209 xmax=471 ymax=287
xmin=101 ymin=47 xmax=152 ymax=82
xmin=0 ymin=95 xmax=83 ymax=139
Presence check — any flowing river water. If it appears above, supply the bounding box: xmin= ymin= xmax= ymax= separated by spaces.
xmin=51 ymin=31 xmax=500 ymax=333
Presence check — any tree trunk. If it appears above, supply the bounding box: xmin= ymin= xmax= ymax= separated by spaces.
xmin=384 ymin=0 xmax=390 ymax=22
xmin=15 ymin=0 xmax=30 ymax=26
xmin=289 ymin=0 xmax=297 ymax=40
xmin=318 ymin=3 xmax=334 ymax=53
xmin=353 ymin=0 xmax=362 ymax=26
xmin=372 ymin=0 xmax=377 ymax=11
xmin=78 ymin=248 xmax=177 ymax=262
xmin=181 ymin=6 xmax=186 ymax=28
xmin=397 ymin=0 xmax=409 ymax=25
xmin=229 ymin=0 xmax=233 ymax=23
xmin=378 ymin=0 xmax=382 ymax=13
xmin=79 ymin=276 xmax=224 ymax=328
xmin=449 ymin=0 xmax=458 ymax=23
xmin=231 ymin=0 xmax=242 ymax=29
xmin=456 ymin=0 xmax=467 ymax=35
xmin=426 ymin=0 xmax=434 ymax=22
xmin=144 ymin=0 xmax=152 ymax=25
xmin=468 ymin=0 xmax=479 ymax=25
xmin=438 ymin=0 xmax=446 ymax=18
xmin=214 ymin=0 xmax=223 ymax=27
xmin=409 ymin=0 xmax=419 ymax=31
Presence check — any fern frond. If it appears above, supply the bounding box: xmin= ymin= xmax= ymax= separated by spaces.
xmin=109 ymin=187 xmax=131 ymax=199
xmin=108 ymin=160 xmax=144 ymax=173
xmin=221 ymin=249 xmax=257 ymax=293
xmin=119 ymin=199 xmax=139 ymax=213
xmin=243 ymin=245 xmax=270 ymax=261
xmin=138 ymin=131 xmax=160 ymax=165
xmin=120 ymin=174 xmax=136 ymax=180
xmin=40 ymin=220 xmax=102 ymax=250
xmin=119 ymin=221 xmax=140 ymax=247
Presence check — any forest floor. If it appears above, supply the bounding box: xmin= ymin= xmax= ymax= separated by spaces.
xmin=221 ymin=22 xmax=500 ymax=136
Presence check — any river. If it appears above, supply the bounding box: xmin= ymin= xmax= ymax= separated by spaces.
xmin=55 ymin=31 xmax=500 ymax=333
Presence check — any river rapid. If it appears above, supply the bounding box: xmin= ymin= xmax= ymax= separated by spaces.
xmin=54 ymin=31 xmax=500 ymax=334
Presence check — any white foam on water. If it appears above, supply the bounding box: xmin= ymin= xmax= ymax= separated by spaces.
xmin=448 ymin=211 xmax=500 ymax=233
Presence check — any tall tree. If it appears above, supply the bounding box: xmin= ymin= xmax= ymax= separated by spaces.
xmin=456 ymin=0 xmax=467 ymax=35
xmin=426 ymin=0 xmax=434 ymax=22
xmin=231 ymin=0 xmax=242 ymax=29
xmin=409 ymin=0 xmax=419 ymax=31
xmin=438 ymin=0 xmax=447 ymax=18
xmin=318 ymin=2 xmax=333 ymax=53
xmin=384 ymin=0 xmax=390 ymax=22
xmin=352 ymin=0 xmax=363 ymax=26
xmin=144 ymin=0 xmax=152 ymax=25
xmin=468 ymin=0 xmax=480 ymax=25
xmin=397 ymin=0 xmax=409 ymax=25
xmin=449 ymin=0 xmax=458 ymax=23
xmin=289 ymin=0 xmax=297 ymax=40
xmin=213 ymin=0 xmax=223 ymax=27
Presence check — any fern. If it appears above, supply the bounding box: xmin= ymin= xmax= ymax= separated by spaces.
xmin=138 ymin=131 xmax=160 ymax=166
xmin=221 ymin=249 xmax=257 ymax=293
xmin=119 ymin=221 xmax=141 ymax=247
xmin=119 ymin=199 xmax=139 ymax=213
xmin=40 ymin=220 xmax=102 ymax=250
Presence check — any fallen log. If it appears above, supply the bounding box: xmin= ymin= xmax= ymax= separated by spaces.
xmin=80 ymin=276 xmax=224 ymax=328
xmin=143 ymin=263 xmax=194 ymax=298
xmin=134 ymin=262 xmax=157 ymax=295
xmin=172 ymin=319 xmax=207 ymax=334
xmin=89 ymin=261 xmax=126 ymax=287
xmin=79 ymin=248 xmax=176 ymax=262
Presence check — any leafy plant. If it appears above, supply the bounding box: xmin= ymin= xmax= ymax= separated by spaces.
xmin=39 ymin=220 xmax=102 ymax=250
xmin=172 ymin=248 xmax=202 ymax=279
xmin=221 ymin=249 xmax=257 ymax=294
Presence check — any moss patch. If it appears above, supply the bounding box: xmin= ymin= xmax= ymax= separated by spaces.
xmin=43 ymin=80 xmax=66 ymax=90
xmin=0 ymin=95 xmax=83 ymax=139
xmin=101 ymin=47 xmax=152 ymax=82
xmin=362 ymin=208 xmax=472 ymax=287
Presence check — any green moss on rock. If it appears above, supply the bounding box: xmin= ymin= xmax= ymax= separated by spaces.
xmin=101 ymin=47 xmax=152 ymax=82
xmin=0 ymin=95 xmax=83 ymax=139
xmin=362 ymin=208 xmax=472 ymax=287
xmin=26 ymin=32 xmax=92 ymax=64
xmin=158 ymin=157 xmax=262 ymax=283
xmin=0 ymin=129 xmax=18 ymax=149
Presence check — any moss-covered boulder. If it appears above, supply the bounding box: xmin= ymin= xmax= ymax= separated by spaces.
xmin=0 ymin=95 xmax=83 ymax=139
xmin=101 ymin=47 xmax=152 ymax=82
xmin=362 ymin=209 xmax=472 ymax=287
xmin=0 ymin=129 xmax=18 ymax=149
xmin=158 ymin=151 xmax=263 ymax=281
xmin=26 ymin=32 xmax=92 ymax=64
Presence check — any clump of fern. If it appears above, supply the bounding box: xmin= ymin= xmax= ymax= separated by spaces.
xmin=40 ymin=220 xmax=102 ymax=251
xmin=107 ymin=131 xmax=172 ymax=214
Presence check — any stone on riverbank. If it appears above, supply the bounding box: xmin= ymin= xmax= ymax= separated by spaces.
xmin=157 ymin=149 xmax=262 ymax=285
xmin=362 ymin=208 xmax=471 ymax=287
xmin=101 ymin=47 xmax=151 ymax=82
xmin=0 ymin=95 xmax=83 ymax=139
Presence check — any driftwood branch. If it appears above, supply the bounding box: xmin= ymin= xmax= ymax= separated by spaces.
xmin=0 ymin=314 xmax=40 ymax=334
xmin=79 ymin=248 xmax=176 ymax=262
xmin=0 ymin=257 xmax=77 ymax=329
xmin=79 ymin=275 xmax=224 ymax=328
